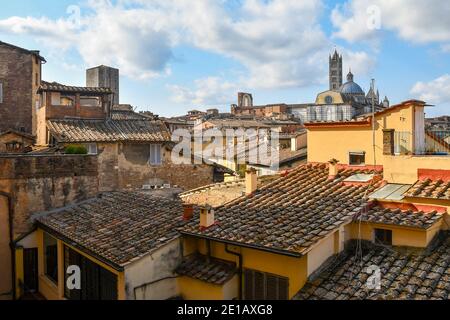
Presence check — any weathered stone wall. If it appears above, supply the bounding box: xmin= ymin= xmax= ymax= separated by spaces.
xmin=0 ymin=154 xmax=99 ymax=236
xmin=0 ymin=44 xmax=33 ymax=134
xmin=93 ymin=142 xmax=216 ymax=192
xmin=0 ymin=154 xmax=99 ymax=298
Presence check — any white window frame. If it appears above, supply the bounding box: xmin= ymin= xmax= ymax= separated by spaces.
xmin=84 ymin=143 xmax=98 ymax=155
xmin=149 ymin=144 xmax=162 ymax=166
xmin=349 ymin=151 xmax=366 ymax=166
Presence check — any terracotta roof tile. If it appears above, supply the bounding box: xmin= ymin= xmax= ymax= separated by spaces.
xmin=181 ymin=163 xmax=383 ymax=255
xmin=39 ymin=81 xmax=112 ymax=94
xmin=404 ymin=179 xmax=450 ymax=200
xmin=357 ymin=206 xmax=443 ymax=229
xmin=36 ymin=191 xmax=191 ymax=268
xmin=175 ymin=254 xmax=237 ymax=285
xmin=294 ymin=234 xmax=450 ymax=300
xmin=47 ymin=119 xmax=171 ymax=143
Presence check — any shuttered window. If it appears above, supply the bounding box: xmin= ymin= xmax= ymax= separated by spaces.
xmin=44 ymin=233 xmax=58 ymax=284
xmin=64 ymin=245 xmax=118 ymax=300
xmin=243 ymin=269 xmax=289 ymax=300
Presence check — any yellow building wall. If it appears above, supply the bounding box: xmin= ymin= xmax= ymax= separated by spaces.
xmin=183 ymin=237 xmax=308 ymax=299
xmin=178 ymin=275 xmax=238 ymax=300
xmin=382 ymin=155 xmax=450 ymax=184
xmin=307 ymin=127 xmax=374 ymax=165
xmin=348 ymin=222 xmax=441 ymax=248
xmin=307 ymin=104 xmax=416 ymax=166
xmin=35 ymin=228 xmax=126 ymax=300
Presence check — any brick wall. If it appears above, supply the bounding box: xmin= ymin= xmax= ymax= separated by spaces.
xmin=0 ymin=44 xmax=34 ymax=134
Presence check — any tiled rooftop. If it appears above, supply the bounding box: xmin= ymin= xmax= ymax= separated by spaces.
xmin=294 ymin=234 xmax=450 ymax=300
xmin=357 ymin=206 xmax=443 ymax=229
xmin=47 ymin=119 xmax=171 ymax=143
xmin=404 ymin=179 xmax=450 ymax=200
xmin=35 ymin=191 xmax=191 ymax=268
xmin=181 ymin=163 xmax=383 ymax=255
xmin=176 ymin=254 xmax=237 ymax=285
xmin=111 ymin=110 xmax=154 ymax=121
xmin=180 ymin=180 xmax=246 ymax=207
xmin=39 ymin=81 xmax=112 ymax=94
xmin=180 ymin=176 xmax=279 ymax=207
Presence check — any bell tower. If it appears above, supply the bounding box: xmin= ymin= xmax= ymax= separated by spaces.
xmin=329 ymin=50 xmax=343 ymax=91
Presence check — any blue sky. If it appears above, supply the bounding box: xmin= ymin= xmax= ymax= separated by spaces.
xmin=1 ymin=0 xmax=450 ymax=117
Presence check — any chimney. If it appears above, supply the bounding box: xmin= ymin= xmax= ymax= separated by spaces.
xmin=199 ymin=206 xmax=215 ymax=229
xmin=245 ymin=168 xmax=258 ymax=195
xmin=328 ymin=159 xmax=339 ymax=180
xmin=183 ymin=203 xmax=194 ymax=220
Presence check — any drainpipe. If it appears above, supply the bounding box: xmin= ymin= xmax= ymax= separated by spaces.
xmin=0 ymin=191 xmax=15 ymax=300
xmin=225 ymin=244 xmax=242 ymax=300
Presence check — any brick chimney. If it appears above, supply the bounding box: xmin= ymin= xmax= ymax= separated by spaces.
xmin=199 ymin=206 xmax=215 ymax=229
xmin=183 ymin=203 xmax=194 ymax=220
xmin=328 ymin=158 xmax=339 ymax=180
xmin=245 ymin=168 xmax=258 ymax=195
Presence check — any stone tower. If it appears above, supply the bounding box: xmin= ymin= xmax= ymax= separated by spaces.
xmin=237 ymin=92 xmax=253 ymax=108
xmin=329 ymin=50 xmax=343 ymax=91
xmin=86 ymin=65 xmax=120 ymax=105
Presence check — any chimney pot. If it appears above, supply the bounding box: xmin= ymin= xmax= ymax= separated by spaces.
xmin=328 ymin=158 xmax=339 ymax=179
xmin=199 ymin=206 xmax=215 ymax=229
xmin=245 ymin=168 xmax=258 ymax=195
xmin=183 ymin=203 xmax=194 ymax=220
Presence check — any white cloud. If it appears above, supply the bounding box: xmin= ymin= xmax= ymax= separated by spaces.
xmin=0 ymin=0 xmax=376 ymax=105
xmin=411 ymin=74 xmax=450 ymax=104
xmin=169 ymin=77 xmax=237 ymax=106
xmin=332 ymin=0 xmax=450 ymax=44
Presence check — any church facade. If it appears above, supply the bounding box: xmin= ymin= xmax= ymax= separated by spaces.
xmin=306 ymin=50 xmax=390 ymax=122
xmin=290 ymin=50 xmax=390 ymax=122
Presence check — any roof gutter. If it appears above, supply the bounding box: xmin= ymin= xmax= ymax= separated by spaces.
xmin=180 ymin=231 xmax=303 ymax=258
xmin=36 ymin=222 xmax=124 ymax=272
xmin=0 ymin=191 xmax=16 ymax=300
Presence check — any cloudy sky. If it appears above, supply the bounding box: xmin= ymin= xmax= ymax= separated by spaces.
xmin=1 ymin=0 xmax=450 ymax=117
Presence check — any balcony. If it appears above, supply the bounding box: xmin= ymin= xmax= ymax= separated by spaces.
xmin=392 ymin=130 xmax=450 ymax=156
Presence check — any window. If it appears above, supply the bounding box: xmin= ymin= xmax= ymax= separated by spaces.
xmin=325 ymin=95 xmax=333 ymax=104
xmin=244 ymin=269 xmax=289 ymax=300
xmin=44 ymin=233 xmax=58 ymax=284
xmin=84 ymin=143 xmax=98 ymax=155
xmin=0 ymin=82 xmax=3 ymax=103
xmin=64 ymin=246 xmax=118 ymax=300
xmin=149 ymin=144 xmax=162 ymax=165
xmin=349 ymin=151 xmax=365 ymax=166
xmin=375 ymin=229 xmax=392 ymax=246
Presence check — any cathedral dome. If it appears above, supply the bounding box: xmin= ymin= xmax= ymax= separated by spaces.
xmin=339 ymin=71 xmax=365 ymax=95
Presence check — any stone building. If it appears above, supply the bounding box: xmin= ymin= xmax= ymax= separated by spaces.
xmin=0 ymin=154 xmax=99 ymax=299
xmin=86 ymin=65 xmax=120 ymax=105
xmin=0 ymin=41 xmax=46 ymax=135
xmin=36 ymin=81 xmax=114 ymax=145
xmin=46 ymin=118 xmax=227 ymax=191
